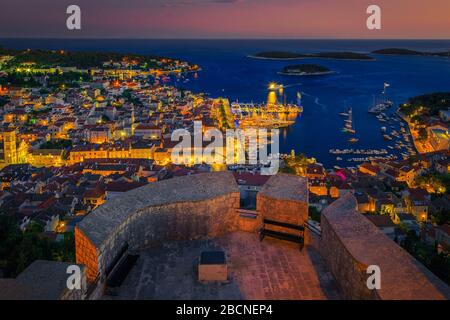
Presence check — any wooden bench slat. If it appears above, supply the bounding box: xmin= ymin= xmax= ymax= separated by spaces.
xmin=263 ymin=218 xmax=305 ymax=231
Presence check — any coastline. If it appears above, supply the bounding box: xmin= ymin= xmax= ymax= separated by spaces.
xmin=395 ymin=109 xmax=426 ymax=155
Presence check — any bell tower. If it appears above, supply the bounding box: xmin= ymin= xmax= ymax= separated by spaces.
xmin=3 ymin=127 xmax=18 ymax=164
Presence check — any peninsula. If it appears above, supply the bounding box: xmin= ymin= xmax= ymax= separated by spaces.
xmin=0 ymin=45 xmax=199 ymax=71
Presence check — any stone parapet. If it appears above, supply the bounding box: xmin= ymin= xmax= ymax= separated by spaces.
xmin=75 ymin=227 xmax=99 ymax=282
xmin=257 ymin=174 xmax=308 ymax=233
xmin=320 ymin=193 xmax=450 ymax=300
xmin=76 ymin=172 xmax=240 ymax=282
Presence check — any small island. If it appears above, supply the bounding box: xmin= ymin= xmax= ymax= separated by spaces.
xmin=311 ymin=52 xmax=375 ymax=61
xmin=248 ymin=51 xmax=305 ymax=60
xmin=373 ymin=48 xmax=450 ymax=58
xmin=249 ymin=51 xmax=375 ymax=61
xmin=278 ymin=64 xmax=334 ymax=76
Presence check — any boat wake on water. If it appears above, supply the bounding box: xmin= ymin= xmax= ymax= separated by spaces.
xmin=298 ymin=91 xmax=327 ymax=109
xmin=314 ymin=97 xmax=327 ymax=108
xmin=283 ymin=82 xmax=303 ymax=88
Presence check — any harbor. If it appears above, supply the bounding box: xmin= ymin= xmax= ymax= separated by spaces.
xmin=330 ymin=83 xmax=418 ymax=165
xmin=368 ymin=84 xmax=418 ymax=160
xmin=90 ymin=38 xmax=450 ymax=168
xmin=230 ymin=82 xmax=303 ymax=129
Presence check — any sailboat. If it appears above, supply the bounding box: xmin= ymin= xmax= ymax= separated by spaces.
xmin=296 ymin=91 xmax=302 ymax=107
xmin=342 ymin=107 xmax=356 ymax=134
xmin=339 ymin=100 xmax=350 ymax=116
xmin=368 ymin=83 xmax=393 ymax=114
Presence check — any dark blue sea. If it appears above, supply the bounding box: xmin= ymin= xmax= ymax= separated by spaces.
xmin=2 ymin=39 xmax=450 ymax=167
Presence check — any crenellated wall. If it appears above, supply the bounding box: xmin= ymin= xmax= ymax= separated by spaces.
xmin=320 ymin=193 xmax=450 ymax=300
xmin=76 ymin=172 xmax=241 ymax=282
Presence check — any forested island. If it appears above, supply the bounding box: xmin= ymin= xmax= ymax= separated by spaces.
xmin=249 ymin=51 xmax=375 ymax=61
xmin=278 ymin=64 xmax=334 ymax=76
xmin=249 ymin=51 xmax=305 ymax=59
xmin=373 ymin=48 xmax=450 ymax=57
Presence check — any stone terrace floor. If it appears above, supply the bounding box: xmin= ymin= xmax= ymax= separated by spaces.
xmin=108 ymin=232 xmax=341 ymax=300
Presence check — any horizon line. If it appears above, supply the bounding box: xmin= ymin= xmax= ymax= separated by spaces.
xmin=1 ymin=37 xmax=450 ymax=41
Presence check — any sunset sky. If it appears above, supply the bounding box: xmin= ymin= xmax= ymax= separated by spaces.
xmin=1 ymin=0 xmax=449 ymax=39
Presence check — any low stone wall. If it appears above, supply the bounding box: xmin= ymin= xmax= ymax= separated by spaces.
xmin=236 ymin=209 xmax=263 ymax=233
xmin=257 ymin=174 xmax=308 ymax=233
xmin=320 ymin=193 xmax=450 ymax=300
xmin=76 ymin=172 xmax=240 ymax=282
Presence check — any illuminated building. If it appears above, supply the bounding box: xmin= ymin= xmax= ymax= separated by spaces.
xmin=29 ymin=149 xmax=65 ymax=167
xmin=87 ymin=127 xmax=112 ymax=144
xmin=68 ymin=142 xmax=156 ymax=165
xmin=309 ymin=179 xmax=340 ymax=199
xmin=428 ymin=127 xmax=450 ymax=151
xmin=359 ymin=163 xmax=381 ymax=176
xmin=83 ymin=187 xmax=106 ymax=209
xmin=17 ymin=140 xmax=29 ymax=164
xmin=2 ymin=113 xmax=14 ymax=123
xmin=2 ymin=128 xmax=18 ymax=165
xmin=153 ymin=148 xmax=171 ymax=165
xmin=267 ymin=83 xmax=278 ymax=106
xmin=95 ymin=95 xmax=107 ymax=108
xmin=134 ymin=124 xmax=162 ymax=140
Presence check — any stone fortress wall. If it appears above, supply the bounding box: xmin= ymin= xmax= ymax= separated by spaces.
xmin=76 ymin=172 xmax=242 ymax=283
xmin=257 ymin=174 xmax=309 ymax=233
xmin=320 ymin=193 xmax=450 ymax=300
xmin=75 ymin=172 xmax=450 ymax=300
